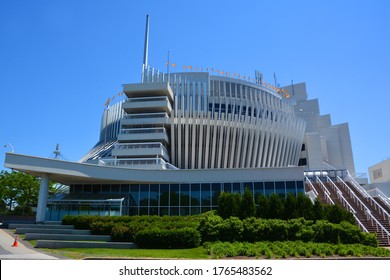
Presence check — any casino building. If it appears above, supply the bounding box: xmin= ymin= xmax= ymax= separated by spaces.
xmin=4 ymin=16 xmax=357 ymax=222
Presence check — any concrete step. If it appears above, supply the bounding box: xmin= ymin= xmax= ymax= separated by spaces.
xmin=15 ymin=228 xmax=90 ymax=235
xmin=9 ymin=223 xmax=74 ymax=230
xmin=25 ymin=233 xmax=111 ymax=241
xmin=36 ymin=240 xmax=138 ymax=249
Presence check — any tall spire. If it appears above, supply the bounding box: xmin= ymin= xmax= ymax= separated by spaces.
xmin=143 ymin=15 xmax=150 ymax=67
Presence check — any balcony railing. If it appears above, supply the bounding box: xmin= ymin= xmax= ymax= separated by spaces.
xmin=99 ymin=157 xmax=179 ymax=170
xmin=120 ymin=128 xmax=166 ymax=134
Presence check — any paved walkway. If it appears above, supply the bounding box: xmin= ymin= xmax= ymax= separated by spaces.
xmin=0 ymin=228 xmax=59 ymax=260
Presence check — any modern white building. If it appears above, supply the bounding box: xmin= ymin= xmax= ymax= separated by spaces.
xmin=364 ymin=159 xmax=390 ymax=201
xmin=282 ymin=82 xmax=355 ymax=174
xmin=3 ymin=16 xmax=359 ymax=222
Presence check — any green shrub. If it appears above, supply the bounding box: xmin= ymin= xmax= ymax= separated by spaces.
xmin=90 ymin=221 xmax=118 ymax=235
xmin=267 ymin=219 xmax=288 ymax=241
xmin=62 ymin=215 xmax=77 ymax=225
xmin=219 ymin=217 xmax=243 ymax=242
xmin=135 ymin=227 xmax=201 ymax=249
xmin=111 ymin=225 xmax=133 ymax=242
xmin=197 ymin=213 xmax=223 ymax=242
xmin=73 ymin=216 xmax=101 ymax=229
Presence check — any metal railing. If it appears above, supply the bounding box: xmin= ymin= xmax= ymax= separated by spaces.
xmin=376 ymin=189 xmax=390 ymax=208
xmin=335 ymin=176 xmax=390 ymax=244
xmin=340 ymin=174 xmax=390 ymax=222
xmin=124 ymin=113 xmax=168 ymax=119
xmin=127 ymin=96 xmax=168 ymax=102
xmin=120 ymin=128 xmax=166 ymax=134
xmin=100 ymin=157 xmax=179 ymax=170
xmin=324 ymin=177 xmax=372 ymax=233
xmin=305 ymin=176 xmax=335 ymax=204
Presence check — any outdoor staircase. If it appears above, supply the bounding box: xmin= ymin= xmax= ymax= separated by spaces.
xmin=8 ymin=222 xmax=137 ymax=249
xmin=306 ymin=172 xmax=390 ymax=247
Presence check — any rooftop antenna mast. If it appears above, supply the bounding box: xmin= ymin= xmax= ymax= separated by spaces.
xmin=143 ymin=15 xmax=150 ymax=67
xmin=50 ymin=144 xmax=66 ymax=160
xmin=167 ymin=51 xmax=170 ymax=83
xmin=291 ymin=80 xmax=295 ymax=96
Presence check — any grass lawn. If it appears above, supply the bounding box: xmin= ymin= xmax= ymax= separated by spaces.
xmin=38 ymin=246 xmax=209 ymax=260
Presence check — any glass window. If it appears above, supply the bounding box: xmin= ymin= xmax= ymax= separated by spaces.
xmin=254 ymin=182 xmax=264 ymax=197
xmin=101 ymin=185 xmax=110 ymax=193
xmin=233 ymin=183 xmax=241 ymax=194
xmin=296 ymin=181 xmax=304 ymax=193
xmin=170 ymin=207 xmax=179 ymax=216
xmin=160 ymin=207 xmax=169 ymax=216
xmin=139 ymin=184 xmax=149 ymax=207
xmin=160 ymin=184 xmax=169 ymax=206
xmin=150 ymin=184 xmax=159 ymax=207
xmin=170 ymin=184 xmax=180 ymax=207
xmin=275 ymin=181 xmax=285 ymax=196
xmin=265 ymin=182 xmax=275 ymax=196
xmin=180 ymin=207 xmax=190 ymax=216
xmin=286 ymin=181 xmax=296 ymax=195
xmin=211 ymin=183 xmax=221 ymax=206
xmin=224 ymin=182 xmax=232 ymax=193
xmin=73 ymin=184 xmax=82 ymax=193
xmin=180 ymin=184 xmax=190 ymax=207
xmin=120 ymin=184 xmax=130 ymax=193
xmin=92 ymin=184 xmax=101 ymax=193
xmin=149 ymin=206 xmax=159 ymax=216
xmin=130 ymin=184 xmax=139 ymax=206
xmin=201 ymin=183 xmax=211 ymax=206
xmin=191 ymin=207 xmax=200 ymax=215
xmin=139 ymin=207 xmax=148 ymax=215
xmin=130 ymin=207 xmax=138 ymax=216
xmin=111 ymin=184 xmax=120 ymax=193
xmin=191 ymin=184 xmax=200 ymax=206
xmin=83 ymin=184 xmax=92 ymax=194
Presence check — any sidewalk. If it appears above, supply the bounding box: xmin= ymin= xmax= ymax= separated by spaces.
xmin=0 ymin=228 xmax=59 ymax=260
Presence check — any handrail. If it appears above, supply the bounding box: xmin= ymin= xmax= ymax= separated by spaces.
xmin=316 ymin=176 xmax=370 ymax=233
xmin=313 ymin=176 xmax=335 ymax=205
xmin=353 ymin=213 xmax=369 ymax=233
xmin=339 ymin=175 xmax=390 ymax=223
xmin=345 ymin=171 xmax=370 ymax=198
xmin=305 ymin=177 xmax=318 ymax=196
xmin=366 ymin=188 xmax=390 ymax=209
xmin=324 ymin=177 xmax=356 ymax=214
xmin=376 ymin=189 xmax=390 ymax=208
xmin=336 ymin=176 xmax=390 ymax=244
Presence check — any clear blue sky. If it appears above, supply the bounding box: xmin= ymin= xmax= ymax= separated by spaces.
xmin=1 ymin=0 xmax=389 ymax=177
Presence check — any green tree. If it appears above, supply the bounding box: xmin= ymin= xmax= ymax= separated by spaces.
xmin=295 ymin=192 xmax=314 ymax=219
xmin=268 ymin=193 xmax=284 ymax=219
xmin=313 ymin=199 xmax=324 ymax=221
xmin=217 ymin=192 xmax=232 ymax=219
xmin=256 ymin=194 xmax=269 ymax=218
xmin=240 ymin=187 xmax=256 ymax=219
xmin=217 ymin=192 xmax=240 ymax=219
xmin=0 ymin=170 xmax=40 ymax=215
xmin=283 ymin=193 xmax=297 ymax=219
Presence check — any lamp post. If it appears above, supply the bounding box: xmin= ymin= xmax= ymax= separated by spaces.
xmin=4 ymin=143 xmax=14 ymax=153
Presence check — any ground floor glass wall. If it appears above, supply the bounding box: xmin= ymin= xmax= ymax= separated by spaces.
xmin=52 ymin=180 xmax=304 ymax=218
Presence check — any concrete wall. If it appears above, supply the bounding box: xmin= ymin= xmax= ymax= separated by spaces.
xmin=369 ymin=158 xmax=390 ymax=183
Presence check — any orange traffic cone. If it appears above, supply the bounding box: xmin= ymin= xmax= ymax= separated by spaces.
xmin=12 ymin=235 xmax=19 ymax=247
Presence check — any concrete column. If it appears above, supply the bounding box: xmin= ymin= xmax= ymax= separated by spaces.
xmin=36 ymin=174 xmax=50 ymax=223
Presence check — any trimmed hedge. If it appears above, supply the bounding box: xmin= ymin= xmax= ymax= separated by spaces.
xmin=204 ymin=241 xmax=390 ymax=259
xmin=198 ymin=214 xmax=378 ymax=246
xmin=135 ymin=227 xmax=201 ymax=249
